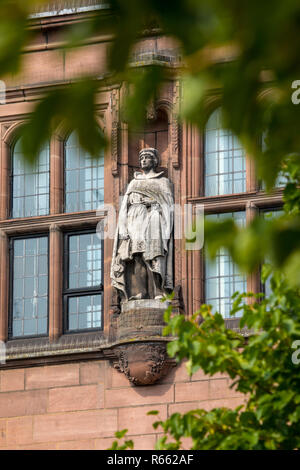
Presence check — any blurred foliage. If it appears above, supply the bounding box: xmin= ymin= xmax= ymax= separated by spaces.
xmin=0 ymin=0 xmax=30 ymax=76
xmin=20 ymin=79 xmax=107 ymax=164
xmin=154 ymin=278 xmax=300 ymax=450
xmin=108 ymin=429 xmax=134 ymax=450
xmin=1 ymin=1 xmax=298 ymax=175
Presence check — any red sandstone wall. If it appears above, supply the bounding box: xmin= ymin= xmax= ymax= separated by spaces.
xmin=0 ymin=360 xmax=245 ymax=450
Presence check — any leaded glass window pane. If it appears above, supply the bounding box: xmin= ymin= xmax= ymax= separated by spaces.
xmin=205 ymin=212 xmax=247 ymax=318
xmin=205 ymin=108 xmax=246 ymax=196
xmin=68 ymin=294 xmax=102 ymax=330
xmin=65 ymin=131 xmax=104 ymax=212
xmin=68 ymin=233 xmax=102 ymax=289
xmin=65 ymin=231 xmax=102 ymax=332
xmin=11 ymin=236 xmax=48 ymax=338
xmin=12 ymin=139 xmax=50 ymax=218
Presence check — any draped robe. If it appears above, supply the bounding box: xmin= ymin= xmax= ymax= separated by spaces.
xmin=111 ymin=171 xmax=174 ymax=300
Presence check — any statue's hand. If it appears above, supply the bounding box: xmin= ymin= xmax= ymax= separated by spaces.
xmin=151 ymin=203 xmax=161 ymax=213
xmin=142 ymin=196 xmax=154 ymax=207
xmin=119 ymin=232 xmax=130 ymax=240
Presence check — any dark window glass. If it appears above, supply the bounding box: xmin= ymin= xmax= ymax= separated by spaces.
xmin=205 ymin=212 xmax=247 ymax=318
xmin=10 ymin=236 xmax=48 ymax=338
xmin=65 ymin=131 xmax=104 ymax=212
xmin=12 ymin=139 xmax=50 ymax=218
xmin=205 ymin=108 xmax=246 ymax=196
xmin=64 ymin=231 xmax=102 ymax=332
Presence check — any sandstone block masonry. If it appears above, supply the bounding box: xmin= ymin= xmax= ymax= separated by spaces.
xmin=0 ymin=360 xmax=245 ymax=450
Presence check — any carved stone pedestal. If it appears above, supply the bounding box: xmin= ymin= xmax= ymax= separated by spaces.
xmin=111 ymin=299 xmax=177 ymax=385
xmin=118 ymin=299 xmax=169 ymax=339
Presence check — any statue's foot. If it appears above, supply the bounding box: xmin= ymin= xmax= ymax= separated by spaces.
xmin=155 ymin=295 xmax=164 ymax=300
xmin=129 ymin=293 xmax=143 ymax=300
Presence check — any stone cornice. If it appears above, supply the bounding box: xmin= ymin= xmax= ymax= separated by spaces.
xmin=0 ymin=211 xmax=104 ymax=234
xmin=188 ymin=190 xmax=284 ymax=213
xmin=0 ymin=80 xmax=116 ymax=109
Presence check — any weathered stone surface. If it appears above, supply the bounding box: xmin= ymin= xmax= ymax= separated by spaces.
xmin=111 ymin=148 xmax=174 ymax=302
xmin=117 ymin=299 xmax=169 ymax=340
xmin=121 ymin=299 xmax=170 ymax=312
xmin=113 ymin=342 xmax=173 ymax=386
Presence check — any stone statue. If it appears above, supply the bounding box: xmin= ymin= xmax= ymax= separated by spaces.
xmin=111 ymin=148 xmax=174 ymax=302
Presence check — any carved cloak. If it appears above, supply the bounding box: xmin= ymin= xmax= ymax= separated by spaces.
xmin=111 ymin=171 xmax=174 ymax=300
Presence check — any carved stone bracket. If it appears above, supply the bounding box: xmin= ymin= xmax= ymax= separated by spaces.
xmin=113 ymin=342 xmax=173 ymax=386
xmin=109 ymin=297 xmax=182 ymax=385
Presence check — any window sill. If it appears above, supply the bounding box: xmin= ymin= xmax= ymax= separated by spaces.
xmin=0 ymin=331 xmax=113 ymax=369
xmin=224 ymin=317 xmax=252 ymax=337
xmin=0 ymin=211 xmax=102 ymax=234
xmin=188 ymin=191 xmax=283 ymax=211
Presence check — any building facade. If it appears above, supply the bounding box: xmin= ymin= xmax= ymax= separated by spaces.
xmin=0 ymin=3 xmax=283 ymax=449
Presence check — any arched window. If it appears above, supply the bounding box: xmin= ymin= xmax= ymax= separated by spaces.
xmin=11 ymin=138 xmax=50 ymax=218
xmin=205 ymin=108 xmax=246 ymax=196
xmin=65 ymin=131 xmax=104 ymax=213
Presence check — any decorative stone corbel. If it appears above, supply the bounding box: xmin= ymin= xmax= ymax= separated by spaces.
xmin=110 ymin=295 xmax=182 ymax=385
xmin=113 ymin=342 xmax=173 ymax=386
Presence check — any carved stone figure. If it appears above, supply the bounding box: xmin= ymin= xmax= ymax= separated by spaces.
xmin=111 ymin=148 xmax=174 ymax=301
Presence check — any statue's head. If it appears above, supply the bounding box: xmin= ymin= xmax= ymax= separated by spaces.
xmin=139 ymin=148 xmax=159 ymax=171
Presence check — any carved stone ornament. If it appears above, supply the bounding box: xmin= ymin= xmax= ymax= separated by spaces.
xmin=110 ymin=88 xmax=120 ymax=176
xmin=146 ymin=99 xmax=157 ymax=121
xmin=171 ymin=80 xmax=180 ymax=168
xmin=113 ymin=342 xmax=173 ymax=386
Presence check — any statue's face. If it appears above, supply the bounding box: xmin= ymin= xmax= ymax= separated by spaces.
xmin=139 ymin=153 xmax=156 ymax=171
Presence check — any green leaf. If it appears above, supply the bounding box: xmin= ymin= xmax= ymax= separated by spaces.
xmin=20 ymin=80 xmax=107 ymax=165
xmin=167 ymin=341 xmax=180 ymax=357
xmin=121 ymin=65 xmax=165 ymax=130
xmin=115 ymin=429 xmax=128 ymax=439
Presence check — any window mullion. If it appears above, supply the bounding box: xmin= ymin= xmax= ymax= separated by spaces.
xmin=246 ymin=148 xmax=257 ymax=193
xmin=0 ymin=230 xmax=9 ymax=341
xmin=49 ymin=224 xmax=63 ymax=341
xmin=246 ymin=201 xmax=260 ymax=301
xmin=0 ymin=138 xmax=10 ymax=220
xmin=50 ymin=134 xmax=64 ymax=215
